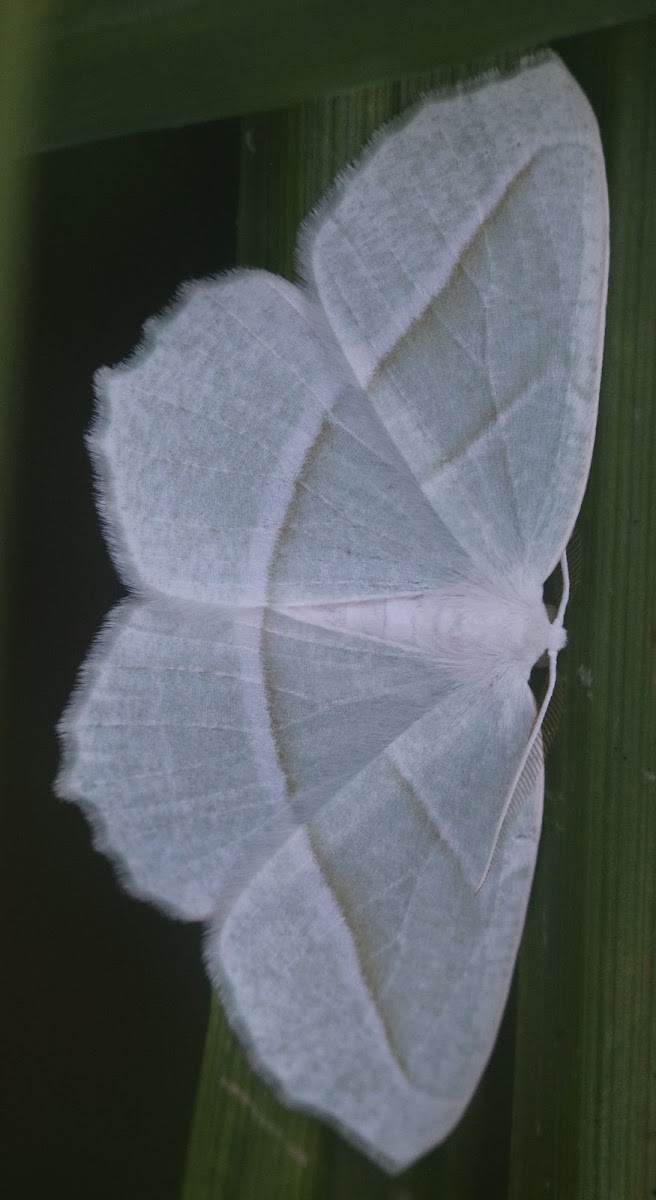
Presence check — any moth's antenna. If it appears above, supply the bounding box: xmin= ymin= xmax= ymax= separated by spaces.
xmin=474 ymin=551 xmax=569 ymax=894
xmin=558 ymin=549 xmax=571 ymax=621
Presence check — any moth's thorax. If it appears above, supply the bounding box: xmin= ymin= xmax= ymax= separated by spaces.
xmin=279 ymin=583 xmax=566 ymax=680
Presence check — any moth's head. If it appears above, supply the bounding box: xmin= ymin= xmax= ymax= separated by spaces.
xmin=544 ymin=612 xmax=567 ymax=655
xmin=542 ymin=609 xmax=568 ymax=657
xmin=492 ymin=570 xmax=568 ymax=678
xmin=524 ymin=600 xmax=567 ymax=676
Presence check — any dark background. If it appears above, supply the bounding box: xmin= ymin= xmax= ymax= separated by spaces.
xmin=4 ymin=22 xmax=655 ymax=1199
xmin=5 ymin=117 xmax=239 ymax=1199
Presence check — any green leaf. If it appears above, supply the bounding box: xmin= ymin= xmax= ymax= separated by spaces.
xmin=33 ymin=0 xmax=656 ymax=151
xmin=182 ymin=996 xmax=330 ymax=1200
xmin=183 ymin=57 xmax=524 ymax=1200
xmin=183 ymin=998 xmax=519 ymax=1200
xmin=509 ymin=20 xmax=656 ymax=1200
xmin=0 ymin=3 xmax=42 ymax=725
xmin=185 ymin=24 xmax=656 ymax=1197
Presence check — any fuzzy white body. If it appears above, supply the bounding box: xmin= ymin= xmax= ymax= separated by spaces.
xmin=278 ymin=586 xmax=566 ymax=680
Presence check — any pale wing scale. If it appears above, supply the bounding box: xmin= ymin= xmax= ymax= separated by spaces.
xmin=302 ymin=55 xmax=608 ymax=581
xmin=58 ymin=600 xmax=289 ymax=919
xmin=58 ymin=601 xmax=460 ymax=920
xmin=92 ymin=270 xmax=471 ymax=608
xmin=213 ymin=697 xmax=542 ymax=1171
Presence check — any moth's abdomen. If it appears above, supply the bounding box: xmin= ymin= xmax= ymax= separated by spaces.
xmin=277 ymin=585 xmax=565 ymax=680
xmin=279 ymin=594 xmax=431 ymax=649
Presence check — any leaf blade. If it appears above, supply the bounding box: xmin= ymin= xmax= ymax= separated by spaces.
xmin=34 ymin=0 xmax=656 ymax=150
xmin=509 ymin=21 xmax=656 ymax=1200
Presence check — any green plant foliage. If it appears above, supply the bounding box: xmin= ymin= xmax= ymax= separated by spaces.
xmin=185 ymin=51 xmax=527 ymax=1200
xmin=183 ymin=56 xmax=526 ymax=1200
xmin=0 ymin=3 xmax=41 ymax=726
xmin=183 ymin=24 xmax=656 ymax=1200
xmin=35 ymin=0 xmax=656 ymax=150
xmin=510 ymin=23 xmax=656 ymax=1199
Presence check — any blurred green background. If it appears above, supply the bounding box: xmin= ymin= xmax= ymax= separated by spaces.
xmin=3 ymin=4 xmax=655 ymax=1198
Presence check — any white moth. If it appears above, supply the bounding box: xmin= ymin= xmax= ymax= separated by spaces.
xmin=57 ymin=52 xmax=608 ymax=1172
